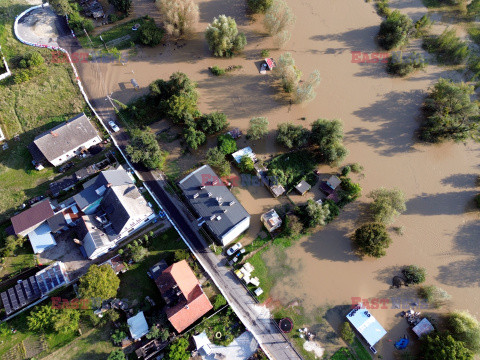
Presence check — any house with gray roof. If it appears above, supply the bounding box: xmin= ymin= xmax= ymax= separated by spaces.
xmin=179 ymin=165 xmax=250 ymax=246
xmin=76 ymin=169 xmax=155 ymax=259
xmin=28 ymin=113 xmax=101 ymax=167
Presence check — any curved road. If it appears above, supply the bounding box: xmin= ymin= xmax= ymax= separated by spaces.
xmin=15 ymin=6 xmax=303 ymax=360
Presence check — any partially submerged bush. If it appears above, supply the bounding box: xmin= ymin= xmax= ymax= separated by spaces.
xmin=205 ymin=15 xmax=246 ymax=57
xmin=402 ymin=265 xmax=427 ymax=284
xmin=418 ymin=285 xmax=451 ymax=308
xmin=378 ymin=10 xmax=414 ymax=50
xmin=386 ymin=52 xmax=426 ymax=77
xmin=210 ymin=65 xmax=225 ymax=76
xmin=423 ymin=28 xmax=469 ymax=65
xmin=354 ymin=223 xmax=392 ymax=258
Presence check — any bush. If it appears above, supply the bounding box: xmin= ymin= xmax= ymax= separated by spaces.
xmin=285 ymin=214 xmax=303 ymax=237
xmin=402 ymin=265 xmax=426 ymax=284
xmin=261 ymin=49 xmax=270 ymax=57
xmin=264 ymin=0 xmax=295 ymax=37
xmin=420 ymin=78 xmax=478 ymax=143
xmin=354 ymin=223 xmax=392 ymax=258
xmin=340 ymin=321 xmax=355 ymax=344
xmin=414 ymin=14 xmax=432 ymax=37
xmin=341 ymin=166 xmax=351 ymax=176
xmin=276 ymin=123 xmax=309 ymax=149
xmin=247 ymin=0 xmax=273 ymax=13
xmin=213 ymin=294 xmax=227 ymax=310
xmin=422 ymin=333 xmax=473 ymax=360
xmin=423 ymin=28 xmax=469 ymax=65
xmin=274 ymin=52 xmax=301 ymax=93
xmin=305 ymin=199 xmax=330 ymax=228
xmin=174 ymin=249 xmax=189 ymax=262
xmin=310 ymin=118 xmax=347 ymax=165
xmin=217 ymin=133 xmax=237 ymax=154
xmin=350 ymin=163 xmax=363 ymax=173
xmin=167 ymin=337 xmax=190 ymax=360
xmin=205 ymin=15 xmax=246 ymax=57
xmin=197 ymin=112 xmax=228 ymax=134
xmin=126 ymin=128 xmax=167 ymax=169
xmin=447 ymin=311 xmax=480 ymax=353
xmin=108 ymin=0 xmax=132 ymax=13
xmin=368 ymin=188 xmax=406 ymax=224
xmin=111 ymin=329 xmax=127 ymax=345
xmin=247 ymin=117 xmax=269 ymax=140
xmin=108 ymin=349 xmax=126 ymax=360
xmin=108 ymin=14 xmax=119 ymax=23
xmin=210 ymin=65 xmax=225 ymax=76
xmin=386 ymin=52 xmax=426 ymax=77
xmin=294 ymin=70 xmax=321 ymax=104
xmin=138 ymin=19 xmax=164 ymax=46
xmin=375 ymin=0 xmax=391 ymax=17
xmin=14 ymin=70 xmax=30 ymax=84
xmin=378 ymin=10 xmax=414 ymax=50
xmin=131 ymin=245 xmax=148 ymax=262
xmin=338 ymin=177 xmax=362 ymax=205
xmin=418 ymin=285 xmax=451 ymax=308
xmin=206 ymin=147 xmax=231 ymax=176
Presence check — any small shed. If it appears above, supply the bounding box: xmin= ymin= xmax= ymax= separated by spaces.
xmin=347 ymin=304 xmax=386 ymax=348
xmin=232 ymin=147 xmax=256 ymax=164
xmin=326 ymin=175 xmax=341 ymax=190
xmin=261 ymin=209 xmax=282 ymax=232
xmin=193 ymin=331 xmax=213 ymax=356
xmin=295 ymin=180 xmax=311 ymax=195
xmin=412 ymin=318 xmax=434 ymax=338
xmin=128 ymin=311 xmax=149 ymax=341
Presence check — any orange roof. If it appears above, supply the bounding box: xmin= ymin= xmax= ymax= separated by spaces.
xmin=155 ymin=260 xmax=213 ymax=333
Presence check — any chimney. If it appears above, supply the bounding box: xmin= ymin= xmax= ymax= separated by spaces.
xmin=207 ymin=192 xmax=212 ymax=197
xmin=223 ymin=209 xmax=227 ymax=213
xmin=200 ymin=185 xmax=205 ymax=190
xmin=229 ymin=201 xmax=235 ymax=206
xmin=50 ymin=131 xmax=58 ymax=137
xmin=216 ymin=215 xmax=222 ymax=221
xmin=210 ymin=215 xmax=215 ymax=221
xmin=185 ymin=305 xmax=189 ymax=310
xmin=106 ymin=183 xmax=112 ymax=188
xmin=193 ymin=193 xmax=199 ymax=199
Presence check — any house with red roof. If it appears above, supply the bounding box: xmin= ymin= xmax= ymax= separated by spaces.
xmin=154 ymin=260 xmax=213 ymax=333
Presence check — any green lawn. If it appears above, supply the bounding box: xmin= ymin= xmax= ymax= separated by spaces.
xmin=117 ymin=227 xmax=187 ymax=302
xmin=78 ymin=17 xmax=149 ymax=49
xmin=247 ymin=247 xmax=275 ymax=302
xmin=351 ymin=338 xmax=372 ymax=360
xmin=330 ymin=347 xmax=355 ymax=360
xmin=0 ymin=0 xmax=86 ymax=222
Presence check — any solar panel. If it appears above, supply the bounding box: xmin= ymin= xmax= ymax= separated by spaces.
xmin=15 ymin=284 xmax=26 ymax=307
xmin=51 ymin=275 xmax=59 ymax=287
xmin=30 ymin=276 xmax=41 ymax=296
xmin=57 ymin=274 xmax=65 ymax=284
xmin=8 ymin=288 xmax=19 ymax=310
xmin=45 ymin=277 xmax=53 ymax=291
xmin=1 ymin=292 xmax=12 ymax=315
xmin=37 ymin=278 xmax=47 ymax=294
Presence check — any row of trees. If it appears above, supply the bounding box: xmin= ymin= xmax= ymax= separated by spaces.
xmin=276 ymin=119 xmax=348 ymax=165
xmin=275 ymin=53 xmax=321 ymax=103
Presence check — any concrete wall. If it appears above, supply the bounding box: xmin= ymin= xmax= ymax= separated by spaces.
xmin=49 ymin=136 xmax=101 ymax=166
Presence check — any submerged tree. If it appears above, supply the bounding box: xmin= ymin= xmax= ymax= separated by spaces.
xmin=264 ymin=0 xmax=295 ymax=37
xmin=377 ymin=10 xmax=413 ymax=50
xmin=354 ymin=223 xmax=392 ymax=258
xmin=126 ymin=128 xmax=167 ymax=169
xmin=205 ymin=15 xmax=246 ymax=57
xmin=310 ymin=119 xmax=347 ymax=165
xmin=367 ymin=188 xmax=406 ymax=224
xmin=247 ymin=117 xmax=269 ymax=140
xmin=295 ymin=70 xmax=321 ymax=104
xmin=156 ymin=0 xmax=199 ymax=38
xmin=276 ymin=123 xmax=309 ymax=148
xmin=274 ymin=52 xmax=302 ymax=93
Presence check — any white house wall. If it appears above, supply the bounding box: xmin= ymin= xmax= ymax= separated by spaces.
xmin=220 ymin=216 xmax=250 ymax=246
xmin=50 ymin=136 xmax=101 ymax=167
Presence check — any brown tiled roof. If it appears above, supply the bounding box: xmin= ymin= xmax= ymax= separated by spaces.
xmin=155 ymin=260 xmax=213 ymax=333
xmin=11 ymin=199 xmax=54 ymax=235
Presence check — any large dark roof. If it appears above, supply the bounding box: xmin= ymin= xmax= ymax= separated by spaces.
xmin=49 ymin=175 xmax=77 ymax=197
xmin=178 ymin=165 xmax=250 ymax=240
xmin=11 ymin=199 xmax=54 ymax=235
xmin=32 ymin=113 xmax=100 ymax=163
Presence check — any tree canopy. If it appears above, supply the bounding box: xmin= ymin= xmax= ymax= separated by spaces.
xmin=305 ymin=199 xmax=330 ymax=228
xmin=354 ymin=223 xmax=392 ymax=258
xmin=217 ymin=134 xmax=237 ymax=154
xmin=367 ymin=187 xmax=406 ymax=224
xmin=197 ymin=112 xmax=228 ymax=134
xmin=205 ymin=15 xmax=246 ymax=57
xmin=183 ymin=126 xmax=206 ymax=150
xmin=402 ymin=265 xmax=426 ymax=284
xmin=108 ymin=0 xmax=132 ymax=13
xmin=310 ymin=119 xmax=348 ymax=164
xmin=138 ymin=19 xmax=164 ymax=46
xmin=276 ymin=123 xmax=309 ymax=149
xmin=206 ymin=147 xmax=231 ymax=176
xmin=275 ymin=52 xmax=301 ymax=93
xmin=239 ymin=155 xmax=255 ymax=173
xmin=420 ymin=78 xmax=479 ymax=143
xmin=247 ymin=117 xmax=269 ymax=140
xmin=247 ymin=0 xmax=273 ymax=13
xmin=27 ymin=305 xmax=80 ymax=334
xmin=422 ymin=333 xmax=473 ymax=360
xmin=78 ymin=264 xmax=120 ymax=300
xmin=126 ymin=128 xmax=166 ymax=169
xmin=447 ymin=311 xmax=480 ymax=353
xmin=107 ymin=349 xmax=126 ymax=360
xmin=167 ymin=337 xmax=190 ymax=360
xmin=378 ymin=10 xmax=413 ymax=50
xmin=156 ymin=0 xmax=199 ymax=38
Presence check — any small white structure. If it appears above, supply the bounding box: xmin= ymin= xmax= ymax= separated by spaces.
xmin=261 ymin=209 xmax=282 ymax=232
xmin=231 ymin=147 xmax=257 ymax=164
xmin=128 ymin=311 xmax=149 ymax=341
xmin=412 ymin=318 xmax=434 ymax=338
xmin=347 ymin=304 xmax=386 ymax=351
xmin=193 ymin=331 xmax=213 ymax=356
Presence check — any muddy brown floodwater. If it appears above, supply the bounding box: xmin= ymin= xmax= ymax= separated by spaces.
xmin=91 ymin=0 xmax=480 ymax=357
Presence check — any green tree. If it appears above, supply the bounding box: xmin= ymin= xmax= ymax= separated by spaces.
xmin=468 ymin=0 xmax=480 ymax=17
xmin=295 ymin=70 xmax=321 ymax=104
xmin=338 ymin=177 xmax=362 ymax=204
xmin=107 ymin=349 xmax=126 ymax=360
xmin=165 ymin=94 xmax=199 ymax=123
xmin=340 ymin=321 xmax=355 ymax=344
xmin=264 ymin=0 xmax=295 ymax=37
xmin=206 ymin=147 xmax=230 ymax=176
xmin=167 ymin=337 xmax=190 ymax=360
xmin=247 ymin=0 xmax=273 ymax=13
xmin=213 ymin=294 xmax=227 ymax=310
xmin=131 ymin=245 xmax=149 ymax=262
xmin=27 ymin=305 xmax=57 ymax=333
xmin=423 ymin=28 xmax=469 ymax=65
xmin=146 ymin=325 xmax=161 ymax=339
xmin=2 ymin=235 xmax=24 ymax=256
xmin=354 ymin=223 xmax=392 ymax=258
xmin=276 ymin=123 xmax=309 ymax=149
xmin=205 ymin=15 xmax=246 ymax=57
xmin=183 ymin=126 xmax=206 ymax=150
xmin=305 ymin=199 xmax=330 ymax=228
xmin=138 ymin=19 xmax=164 ymax=46
xmin=217 ymin=133 xmax=237 ymax=154
xmin=79 ymin=264 xmax=120 ymax=300
xmin=174 ymin=249 xmax=189 ymax=262
xmin=310 ymin=119 xmax=348 ymax=164
xmin=49 ymin=0 xmax=72 ymax=15
xmin=419 ymin=285 xmax=451 ymax=308
xmin=274 ymin=52 xmax=301 ymax=92
xmin=156 ymin=0 xmax=199 ymax=38
xmin=108 ymin=0 xmax=132 ymax=13
xmin=23 ymin=52 xmax=44 ymax=68
xmin=247 ymin=117 xmax=269 ymax=140
xmin=378 ymin=10 xmax=413 ymax=50
xmin=197 ymin=112 xmax=228 ymax=134
xmin=126 ymin=128 xmax=166 ymax=169
xmin=111 ymin=329 xmax=127 ymax=345
xmin=367 ymin=188 xmax=406 ymax=224
xmin=285 ymin=214 xmax=303 ymax=238
xmin=402 ymin=265 xmax=426 ymax=284
xmin=447 ymin=311 xmax=480 ymax=353
xmin=422 ymin=333 xmax=473 ymax=360
xmin=420 ymin=78 xmax=479 ymax=143
xmin=160 ymin=328 xmax=170 ymax=341
xmin=239 ymin=155 xmax=255 ymax=173
xmin=53 ymin=309 xmax=80 ymax=333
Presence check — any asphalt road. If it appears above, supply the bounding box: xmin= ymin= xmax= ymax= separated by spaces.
xmin=16 ymin=8 xmax=304 ymax=359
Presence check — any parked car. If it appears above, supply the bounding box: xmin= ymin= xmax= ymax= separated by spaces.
xmin=226 ymin=242 xmax=243 ymax=256
xmin=108 ymin=120 xmax=120 ymax=132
